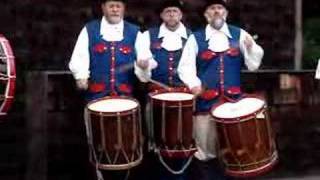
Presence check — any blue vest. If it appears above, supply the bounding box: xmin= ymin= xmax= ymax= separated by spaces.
xmin=194 ymin=25 xmax=243 ymax=112
xmin=85 ymin=20 xmax=139 ymax=101
xmin=149 ymin=27 xmax=191 ymax=87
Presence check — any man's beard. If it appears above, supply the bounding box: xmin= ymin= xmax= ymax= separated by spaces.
xmin=106 ymin=15 xmax=123 ymax=24
xmin=211 ymin=17 xmax=225 ymax=30
xmin=166 ymin=20 xmax=180 ymax=31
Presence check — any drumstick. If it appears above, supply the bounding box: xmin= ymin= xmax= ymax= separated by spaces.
xmin=116 ymin=61 xmax=171 ymax=91
xmin=147 ymin=78 xmax=171 ymax=91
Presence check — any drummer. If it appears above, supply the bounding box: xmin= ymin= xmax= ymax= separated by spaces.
xmin=134 ymin=0 xmax=192 ymax=179
xmin=68 ymin=0 xmax=144 ymax=179
xmin=69 ymin=0 xmax=144 ymax=102
xmin=177 ymin=0 xmax=264 ymax=179
xmin=135 ymin=0 xmax=191 ymax=92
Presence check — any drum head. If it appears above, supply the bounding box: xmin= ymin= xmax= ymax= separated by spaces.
xmin=151 ymin=92 xmax=194 ymax=101
xmin=88 ymin=97 xmax=138 ymax=113
xmin=0 ymin=35 xmax=15 ymax=116
xmin=211 ymin=97 xmax=265 ymax=119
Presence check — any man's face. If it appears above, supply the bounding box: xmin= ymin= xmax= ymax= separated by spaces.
xmin=204 ymin=4 xmax=228 ymax=29
xmin=160 ymin=7 xmax=183 ymax=30
xmin=101 ymin=1 xmax=125 ymax=24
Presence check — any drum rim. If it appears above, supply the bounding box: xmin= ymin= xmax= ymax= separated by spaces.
xmin=149 ymin=88 xmax=195 ymax=102
xmin=224 ymin=151 xmax=278 ymax=178
xmin=91 ymin=150 xmax=143 ymax=170
xmin=86 ymin=95 xmax=139 ymax=115
xmin=0 ymin=35 xmax=16 ymax=116
xmin=210 ymin=94 xmax=266 ymax=122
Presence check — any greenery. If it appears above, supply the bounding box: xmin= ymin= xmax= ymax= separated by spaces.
xmin=303 ymin=18 xmax=320 ymax=69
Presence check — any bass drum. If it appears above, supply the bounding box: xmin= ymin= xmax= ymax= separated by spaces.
xmin=0 ymin=34 xmax=16 ymax=116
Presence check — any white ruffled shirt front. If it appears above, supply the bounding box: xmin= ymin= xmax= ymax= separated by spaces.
xmin=206 ymin=23 xmax=232 ymax=52
xmin=178 ymin=23 xmax=264 ymax=89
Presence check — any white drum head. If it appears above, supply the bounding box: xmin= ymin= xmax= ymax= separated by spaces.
xmin=152 ymin=92 xmax=194 ymax=101
xmin=88 ymin=98 xmax=138 ymax=113
xmin=211 ymin=97 xmax=265 ymax=119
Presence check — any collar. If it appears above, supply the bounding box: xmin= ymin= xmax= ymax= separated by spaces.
xmin=100 ymin=16 xmax=124 ymax=36
xmin=158 ymin=22 xmax=188 ymax=39
xmin=205 ymin=23 xmax=232 ymax=40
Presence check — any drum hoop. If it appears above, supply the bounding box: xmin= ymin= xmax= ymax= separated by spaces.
xmin=86 ymin=96 xmax=139 ymax=115
xmin=92 ymin=149 xmax=143 ymax=170
xmin=211 ymin=94 xmax=266 ymax=123
xmin=213 ymin=106 xmax=266 ymax=123
xmin=0 ymin=35 xmax=16 ymax=115
xmin=159 ymin=148 xmax=197 ymax=156
xmin=149 ymin=89 xmax=195 ymax=105
xmin=224 ymin=151 xmax=278 ymax=178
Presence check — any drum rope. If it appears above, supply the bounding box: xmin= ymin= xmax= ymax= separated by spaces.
xmin=222 ymin=125 xmax=241 ymax=167
xmin=178 ymin=101 xmax=183 ymax=143
xmin=265 ymin=108 xmax=277 ymax=154
xmin=161 ymin=101 xmax=166 ymax=142
xmin=148 ymin=101 xmax=155 ymax=151
xmin=156 ymin=149 xmax=193 ymax=175
xmin=132 ymin=109 xmax=137 ymax=155
xmin=84 ymin=108 xmax=105 ymax=180
xmin=254 ymin=115 xmax=264 ymax=154
xmin=117 ymin=112 xmax=123 ymax=149
xmin=237 ymin=122 xmax=255 ymax=168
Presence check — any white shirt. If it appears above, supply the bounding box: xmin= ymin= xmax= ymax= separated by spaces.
xmin=315 ymin=59 xmax=320 ymax=79
xmin=68 ymin=17 xmax=143 ymax=80
xmin=177 ymin=23 xmax=264 ymax=89
xmin=134 ymin=22 xmax=188 ymax=82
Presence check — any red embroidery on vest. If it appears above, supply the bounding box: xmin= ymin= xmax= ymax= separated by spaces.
xmin=93 ymin=43 xmax=107 ymax=53
xmin=200 ymin=50 xmax=216 ymax=61
xmin=89 ymin=83 xmax=106 ymax=93
xmin=227 ymin=48 xmax=240 ymax=57
xmin=119 ymin=45 xmax=132 ymax=54
xmin=200 ymin=89 xmax=219 ymax=100
xmin=119 ymin=83 xmax=132 ymax=94
xmin=226 ymin=86 xmax=241 ymax=95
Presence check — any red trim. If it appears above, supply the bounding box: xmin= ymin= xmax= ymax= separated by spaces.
xmin=200 ymin=89 xmax=219 ymax=100
xmin=200 ymin=50 xmax=217 ymax=61
xmin=227 ymin=47 xmax=240 ymax=57
xmin=226 ymin=86 xmax=241 ymax=95
xmin=168 ymin=52 xmax=175 ymax=85
xmin=225 ymin=156 xmax=278 ymax=178
xmin=0 ymin=36 xmax=16 ymax=115
xmin=1 ymin=98 xmax=14 ymax=113
xmin=219 ymin=54 xmax=225 ymax=97
xmin=119 ymin=45 xmax=132 ymax=54
xmin=89 ymin=82 xmax=106 ymax=93
xmin=7 ymin=78 xmax=15 ymax=97
xmin=110 ymin=42 xmax=116 ymax=93
xmin=93 ymin=42 xmax=107 ymax=53
xmin=119 ymin=83 xmax=132 ymax=94
xmin=110 ymin=91 xmax=118 ymax=97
